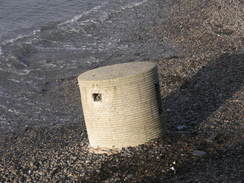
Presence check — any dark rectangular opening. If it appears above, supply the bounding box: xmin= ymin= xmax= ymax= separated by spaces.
xmin=92 ymin=93 xmax=102 ymax=102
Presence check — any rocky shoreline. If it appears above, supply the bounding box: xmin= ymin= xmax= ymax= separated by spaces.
xmin=0 ymin=0 xmax=243 ymax=182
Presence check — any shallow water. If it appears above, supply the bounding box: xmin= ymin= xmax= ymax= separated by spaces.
xmin=0 ymin=0 xmax=180 ymax=134
xmin=0 ymin=0 xmax=105 ymax=40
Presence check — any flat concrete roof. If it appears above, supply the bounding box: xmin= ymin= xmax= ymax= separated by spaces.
xmin=78 ymin=62 xmax=156 ymax=81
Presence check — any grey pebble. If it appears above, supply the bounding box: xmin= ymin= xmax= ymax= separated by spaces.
xmin=192 ymin=150 xmax=207 ymax=157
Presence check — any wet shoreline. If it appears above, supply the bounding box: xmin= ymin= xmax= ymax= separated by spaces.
xmin=0 ymin=0 xmax=177 ymax=135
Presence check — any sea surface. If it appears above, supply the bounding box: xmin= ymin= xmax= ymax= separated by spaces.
xmin=0 ymin=0 xmax=179 ymax=135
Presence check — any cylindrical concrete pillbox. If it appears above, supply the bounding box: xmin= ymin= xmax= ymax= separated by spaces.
xmin=78 ymin=62 xmax=163 ymax=149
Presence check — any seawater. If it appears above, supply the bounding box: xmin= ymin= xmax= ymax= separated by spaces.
xmin=0 ymin=0 xmax=178 ymax=135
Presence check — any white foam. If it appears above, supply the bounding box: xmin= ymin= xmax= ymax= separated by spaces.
xmin=35 ymin=46 xmax=83 ymax=51
xmin=0 ymin=104 xmax=7 ymax=110
xmin=1 ymin=29 xmax=40 ymax=48
xmin=2 ymin=34 xmax=28 ymax=45
xmin=59 ymin=2 xmax=108 ymax=26
xmin=86 ymin=57 xmax=100 ymax=65
xmin=58 ymin=0 xmax=148 ymax=30
xmin=8 ymin=78 xmax=21 ymax=83
xmin=15 ymin=69 xmax=31 ymax=76
xmin=8 ymin=108 xmax=20 ymax=115
xmin=121 ymin=0 xmax=148 ymax=10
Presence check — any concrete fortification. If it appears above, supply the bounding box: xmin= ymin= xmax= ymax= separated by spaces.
xmin=78 ymin=62 xmax=163 ymax=149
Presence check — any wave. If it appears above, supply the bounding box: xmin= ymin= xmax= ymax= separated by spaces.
xmin=1 ymin=29 xmax=40 ymax=45
xmin=59 ymin=0 xmax=148 ymax=27
xmin=0 ymin=29 xmax=40 ymax=56
xmin=59 ymin=2 xmax=108 ymax=26
xmin=0 ymin=0 xmax=149 ymax=57
xmin=121 ymin=0 xmax=148 ymax=10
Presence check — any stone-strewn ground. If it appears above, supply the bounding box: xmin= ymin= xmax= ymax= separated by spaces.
xmin=0 ymin=0 xmax=243 ymax=182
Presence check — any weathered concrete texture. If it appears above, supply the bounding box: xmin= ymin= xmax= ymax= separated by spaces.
xmin=78 ymin=62 xmax=163 ymax=149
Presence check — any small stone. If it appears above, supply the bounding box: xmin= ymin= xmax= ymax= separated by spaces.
xmin=176 ymin=125 xmax=187 ymax=130
xmin=192 ymin=150 xmax=207 ymax=157
xmin=170 ymin=166 xmax=176 ymax=174
xmin=70 ymin=156 xmax=77 ymax=161
xmin=29 ymin=162 xmax=34 ymax=167
xmin=127 ymin=174 xmax=133 ymax=179
xmin=28 ymin=170 xmax=32 ymax=175
xmin=38 ymin=171 xmax=45 ymax=176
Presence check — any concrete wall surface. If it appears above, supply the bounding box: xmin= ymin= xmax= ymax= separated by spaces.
xmin=78 ymin=62 xmax=163 ymax=149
